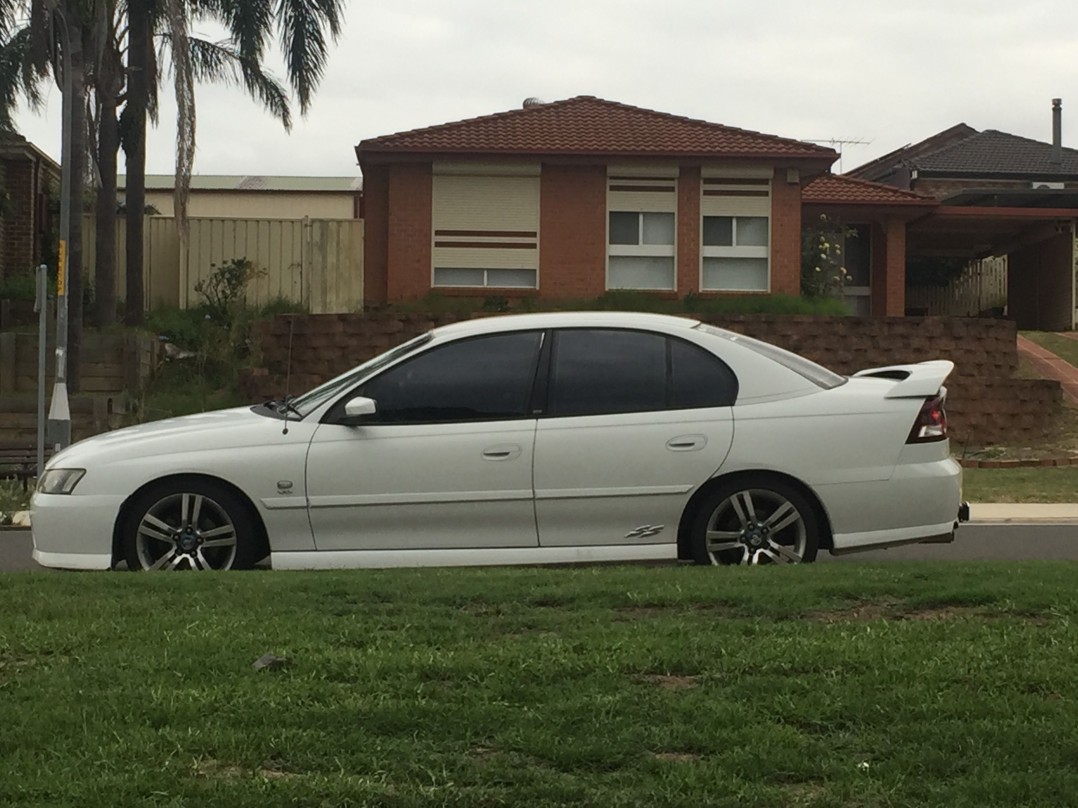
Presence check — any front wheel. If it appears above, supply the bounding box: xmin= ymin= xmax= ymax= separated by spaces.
xmin=122 ymin=480 xmax=261 ymax=571
xmin=690 ymin=477 xmax=819 ymax=566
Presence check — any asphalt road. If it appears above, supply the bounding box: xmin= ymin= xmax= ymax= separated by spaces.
xmin=3 ymin=524 xmax=1078 ymax=573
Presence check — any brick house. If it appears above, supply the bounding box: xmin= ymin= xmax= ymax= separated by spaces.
xmin=850 ymin=100 xmax=1078 ymax=329
xmin=357 ymin=97 xmax=847 ymax=306
xmin=356 ymin=96 xmax=939 ymax=317
xmin=0 ymin=131 xmax=59 ymax=286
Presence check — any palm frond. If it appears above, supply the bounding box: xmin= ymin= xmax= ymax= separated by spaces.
xmin=274 ymin=0 xmax=342 ymax=115
xmin=180 ymin=35 xmax=291 ymax=130
xmin=0 ymin=26 xmax=45 ymax=131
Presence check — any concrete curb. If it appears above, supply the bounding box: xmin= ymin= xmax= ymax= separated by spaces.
xmin=968 ymin=503 xmax=1078 ymax=523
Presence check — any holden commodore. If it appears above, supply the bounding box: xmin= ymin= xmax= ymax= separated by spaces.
xmin=32 ymin=312 xmax=967 ymax=571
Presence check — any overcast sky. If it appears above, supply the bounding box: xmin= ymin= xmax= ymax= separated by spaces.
xmin=12 ymin=0 xmax=1078 ymax=179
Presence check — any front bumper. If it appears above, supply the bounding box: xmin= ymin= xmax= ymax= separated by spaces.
xmin=31 ymin=492 xmax=123 ymax=570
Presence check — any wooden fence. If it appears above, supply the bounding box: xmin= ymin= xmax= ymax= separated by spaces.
xmin=906 ymin=257 xmax=1008 ymax=316
xmin=82 ymin=216 xmax=364 ymax=313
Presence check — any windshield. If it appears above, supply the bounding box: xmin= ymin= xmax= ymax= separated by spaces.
xmin=696 ymin=323 xmax=846 ymax=390
xmin=289 ymin=333 xmax=433 ymax=416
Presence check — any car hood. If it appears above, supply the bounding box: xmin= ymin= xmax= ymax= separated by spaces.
xmin=47 ymin=406 xmax=284 ymax=468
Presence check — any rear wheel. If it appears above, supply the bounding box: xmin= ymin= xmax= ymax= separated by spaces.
xmin=123 ymin=480 xmax=260 ymax=571
xmin=690 ymin=477 xmax=819 ymax=565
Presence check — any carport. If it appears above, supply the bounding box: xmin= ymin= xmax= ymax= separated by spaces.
xmin=907 ymin=191 xmax=1078 ymax=330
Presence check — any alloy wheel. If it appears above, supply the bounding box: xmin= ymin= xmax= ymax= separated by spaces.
xmin=134 ymin=492 xmax=239 ymax=571
xmin=703 ymin=488 xmax=808 ymax=565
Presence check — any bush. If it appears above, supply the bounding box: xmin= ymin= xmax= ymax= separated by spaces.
xmin=0 ymin=478 xmax=29 ymax=525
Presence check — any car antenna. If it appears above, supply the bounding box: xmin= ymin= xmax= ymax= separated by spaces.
xmin=282 ymin=315 xmax=295 ymax=435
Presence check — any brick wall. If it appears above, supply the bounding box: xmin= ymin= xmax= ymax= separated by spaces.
xmin=245 ymin=312 xmax=1051 ymax=445
xmin=363 ymin=161 xmax=813 ymax=305
xmin=539 ymin=165 xmax=606 ymax=298
xmin=676 ymin=166 xmax=701 ymax=293
xmin=769 ymin=175 xmax=802 ymax=295
xmin=385 ymin=164 xmax=433 ymax=301
xmin=361 ymin=165 xmax=390 ymax=304
xmin=2 ymin=159 xmax=35 ymax=280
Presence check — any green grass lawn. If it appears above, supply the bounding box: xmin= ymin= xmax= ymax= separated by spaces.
xmin=962 ymin=465 xmax=1078 ymax=502
xmin=4 ymin=564 xmax=1078 ymax=807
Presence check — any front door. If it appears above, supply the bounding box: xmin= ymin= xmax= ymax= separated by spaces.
xmin=305 ymin=331 xmax=544 ymax=552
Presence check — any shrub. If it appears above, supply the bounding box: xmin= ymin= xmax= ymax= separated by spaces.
xmin=0 ymin=478 xmax=29 ymax=525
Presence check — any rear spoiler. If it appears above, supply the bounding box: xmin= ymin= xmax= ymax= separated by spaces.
xmin=851 ymin=360 xmax=955 ymax=399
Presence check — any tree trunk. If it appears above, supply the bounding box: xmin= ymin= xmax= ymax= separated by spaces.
xmin=65 ymin=2 xmax=86 ymax=394
xmin=94 ymin=91 xmax=118 ymax=328
xmin=124 ymin=0 xmax=149 ymax=326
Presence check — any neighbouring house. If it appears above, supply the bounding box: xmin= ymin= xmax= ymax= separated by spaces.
xmin=0 ymin=131 xmax=59 ymax=286
xmin=357 ymin=97 xmax=834 ymax=307
xmin=117 ymin=174 xmax=362 ymax=219
xmin=850 ymin=99 xmax=1078 ymax=329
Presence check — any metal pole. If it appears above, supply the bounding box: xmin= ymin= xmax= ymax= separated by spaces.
xmin=46 ymin=5 xmax=72 ymax=451
xmin=35 ymin=264 xmax=47 ymax=477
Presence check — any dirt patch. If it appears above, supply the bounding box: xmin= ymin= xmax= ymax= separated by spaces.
xmin=468 ymin=745 xmax=500 ymax=762
xmin=802 ymin=599 xmax=1009 ymax=623
xmin=638 ymin=673 xmax=701 ymax=690
xmin=650 ymin=751 xmax=701 ymax=762
xmin=192 ymin=759 xmax=245 ymax=780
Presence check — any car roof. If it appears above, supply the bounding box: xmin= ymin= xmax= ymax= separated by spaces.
xmin=430 ymin=311 xmax=703 ymax=340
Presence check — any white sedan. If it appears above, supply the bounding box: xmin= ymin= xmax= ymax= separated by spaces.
xmin=32 ymin=312 xmax=966 ymax=571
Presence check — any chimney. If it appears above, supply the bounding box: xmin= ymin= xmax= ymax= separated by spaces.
xmin=1052 ymin=98 xmax=1062 ymax=164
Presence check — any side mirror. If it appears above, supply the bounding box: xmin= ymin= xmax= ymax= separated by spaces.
xmin=343 ymin=396 xmax=377 ymax=419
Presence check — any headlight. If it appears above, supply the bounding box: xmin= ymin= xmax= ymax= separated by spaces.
xmin=37 ymin=468 xmax=86 ymax=495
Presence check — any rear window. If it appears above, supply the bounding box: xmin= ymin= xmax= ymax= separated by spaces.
xmin=696 ymin=324 xmax=847 ymax=390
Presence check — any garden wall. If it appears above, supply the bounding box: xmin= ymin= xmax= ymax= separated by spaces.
xmin=245 ymin=312 xmax=1053 ymax=446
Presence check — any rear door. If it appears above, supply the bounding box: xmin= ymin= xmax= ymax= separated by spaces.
xmin=532 ymin=328 xmax=736 ymax=547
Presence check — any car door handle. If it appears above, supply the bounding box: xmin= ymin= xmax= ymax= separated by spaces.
xmin=666 ymin=435 xmax=707 ymax=452
xmin=482 ymin=444 xmax=523 ymax=461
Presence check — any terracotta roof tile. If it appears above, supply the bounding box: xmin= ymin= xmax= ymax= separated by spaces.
xmin=357 ymin=96 xmax=836 ymax=161
xmin=803 ymin=174 xmax=936 ymax=206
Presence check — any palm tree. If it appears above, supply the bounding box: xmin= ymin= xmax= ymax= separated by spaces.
xmin=108 ymin=0 xmax=292 ymax=326
xmin=122 ymin=0 xmax=343 ymax=324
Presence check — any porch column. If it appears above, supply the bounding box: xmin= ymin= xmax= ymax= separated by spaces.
xmin=873 ymin=217 xmax=906 ymax=317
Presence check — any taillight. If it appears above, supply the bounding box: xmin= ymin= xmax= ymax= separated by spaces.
xmin=907 ymin=394 xmax=947 ymax=443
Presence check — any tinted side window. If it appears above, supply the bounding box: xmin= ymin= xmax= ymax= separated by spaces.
xmin=548 ymin=330 xmax=667 ymax=416
xmin=671 ymin=339 xmax=738 ymax=408
xmin=360 ymin=332 xmax=542 ymax=423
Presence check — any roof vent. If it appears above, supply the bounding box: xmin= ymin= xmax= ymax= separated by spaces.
xmin=522 ymin=97 xmax=546 ymax=108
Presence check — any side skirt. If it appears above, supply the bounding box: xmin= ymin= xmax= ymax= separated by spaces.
xmin=272 ymin=543 xmax=678 ymax=570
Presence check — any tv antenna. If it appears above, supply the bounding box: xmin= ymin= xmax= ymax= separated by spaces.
xmin=805 ymin=137 xmax=873 ymax=172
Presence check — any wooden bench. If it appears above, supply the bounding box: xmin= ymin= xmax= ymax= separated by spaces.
xmin=0 ymin=442 xmax=54 ymax=491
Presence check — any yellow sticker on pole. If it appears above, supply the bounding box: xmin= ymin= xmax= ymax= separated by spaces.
xmin=57 ymin=239 xmax=66 ymax=297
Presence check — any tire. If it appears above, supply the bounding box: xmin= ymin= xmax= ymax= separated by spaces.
xmin=122 ymin=479 xmax=261 ymax=571
xmin=690 ymin=476 xmax=819 ymax=566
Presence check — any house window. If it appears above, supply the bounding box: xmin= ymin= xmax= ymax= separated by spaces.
xmin=701 ymin=215 xmax=769 ymax=291
xmin=606 ymin=167 xmax=678 ymax=292
xmin=608 ymin=211 xmax=676 ymax=290
xmin=699 ymin=171 xmax=772 ymax=293
xmin=431 ymin=165 xmax=540 ymax=290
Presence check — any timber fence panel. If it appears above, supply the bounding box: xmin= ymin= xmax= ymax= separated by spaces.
xmin=906 ymin=257 xmax=1008 ymax=316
